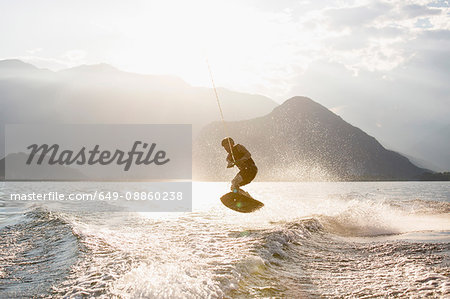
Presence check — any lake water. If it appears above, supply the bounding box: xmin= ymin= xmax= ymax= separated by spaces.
xmin=0 ymin=182 xmax=449 ymax=298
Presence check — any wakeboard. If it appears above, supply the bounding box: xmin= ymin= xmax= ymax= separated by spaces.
xmin=220 ymin=192 xmax=264 ymax=213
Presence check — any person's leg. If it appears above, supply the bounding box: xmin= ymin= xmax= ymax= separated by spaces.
xmin=232 ymin=166 xmax=258 ymax=197
xmin=239 ymin=166 xmax=258 ymax=187
xmin=231 ymin=172 xmax=244 ymax=192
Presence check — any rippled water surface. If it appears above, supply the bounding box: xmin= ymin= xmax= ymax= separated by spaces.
xmin=0 ymin=182 xmax=449 ymax=298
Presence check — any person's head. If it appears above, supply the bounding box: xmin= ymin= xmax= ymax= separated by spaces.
xmin=221 ymin=137 xmax=235 ymax=152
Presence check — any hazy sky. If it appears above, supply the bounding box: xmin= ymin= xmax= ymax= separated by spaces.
xmin=1 ymin=0 xmax=449 ymax=169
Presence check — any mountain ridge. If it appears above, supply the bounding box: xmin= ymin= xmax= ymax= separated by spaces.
xmin=0 ymin=59 xmax=278 ymax=158
xmin=193 ymin=96 xmax=426 ymax=181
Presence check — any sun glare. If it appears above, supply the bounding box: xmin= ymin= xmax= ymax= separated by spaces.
xmin=108 ymin=0 xmax=238 ymax=87
xmin=105 ymin=0 xmax=297 ymax=94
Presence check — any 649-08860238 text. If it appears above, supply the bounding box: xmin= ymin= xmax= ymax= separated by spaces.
xmin=9 ymin=191 xmax=184 ymax=201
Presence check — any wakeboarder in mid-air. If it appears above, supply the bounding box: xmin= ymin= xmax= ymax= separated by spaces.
xmin=207 ymin=63 xmax=263 ymax=212
xmin=221 ymin=137 xmax=257 ymax=197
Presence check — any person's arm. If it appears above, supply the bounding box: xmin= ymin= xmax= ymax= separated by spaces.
xmin=226 ymin=154 xmax=235 ymax=168
xmin=234 ymin=145 xmax=251 ymax=164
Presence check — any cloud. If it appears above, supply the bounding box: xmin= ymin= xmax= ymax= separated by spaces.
xmin=286 ymin=24 xmax=450 ymax=169
xmin=26 ymin=48 xmax=43 ymax=55
xmin=3 ymin=55 xmax=70 ymax=70
xmin=330 ymin=105 xmax=346 ymax=115
xmin=415 ymin=18 xmax=434 ymax=28
xmin=428 ymin=0 xmax=450 ymax=8
xmin=62 ymin=49 xmax=87 ymax=62
xmin=325 ymin=2 xmax=393 ymax=29
xmin=402 ymin=4 xmax=442 ymax=18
